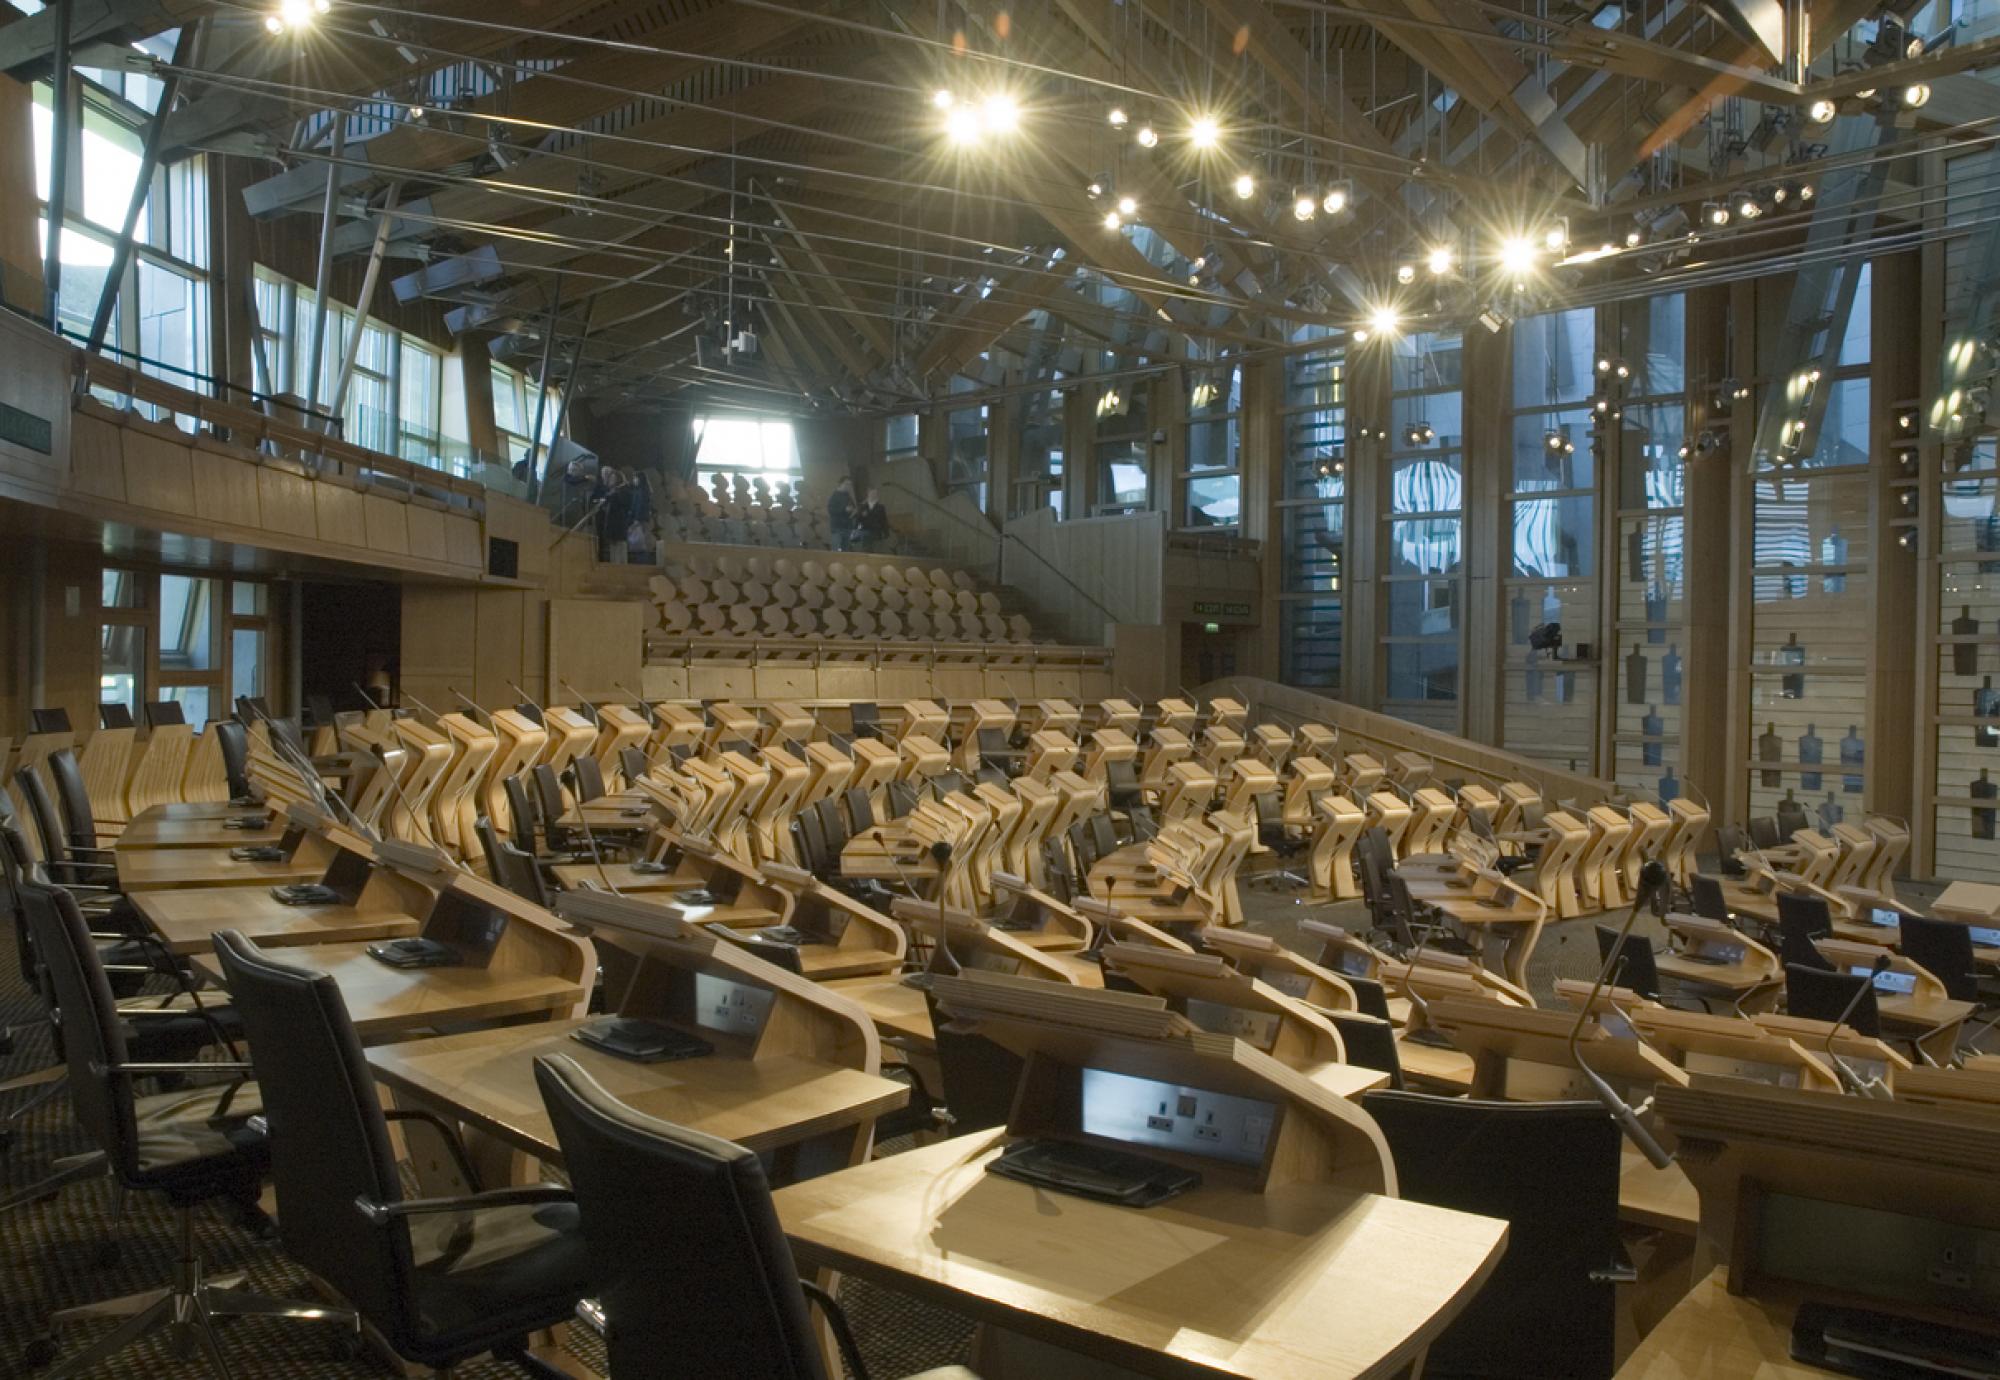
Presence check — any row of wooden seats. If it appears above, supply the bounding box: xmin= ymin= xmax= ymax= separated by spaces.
xmin=3 ymin=704 xmax=239 ymax=852
xmin=646 ymin=553 xmax=1037 ymax=644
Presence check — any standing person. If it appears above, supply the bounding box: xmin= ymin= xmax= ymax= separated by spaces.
xmin=858 ymin=487 xmax=890 ymax=551
xmin=827 ymin=476 xmax=856 ymax=551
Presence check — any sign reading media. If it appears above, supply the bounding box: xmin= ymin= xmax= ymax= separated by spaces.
xmin=1192 ymin=600 xmax=1251 ymax=619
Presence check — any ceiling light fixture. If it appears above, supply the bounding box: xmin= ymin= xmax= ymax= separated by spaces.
xmin=1189 ymin=115 xmax=1221 ymax=148
xmin=1135 ymin=124 xmax=1159 ymax=148
xmin=1292 ymin=189 xmax=1317 ymax=220
xmin=981 ymin=93 xmax=1020 ymax=133
xmin=931 ymin=88 xmax=955 ymax=109
xmin=1321 ymin=184 xmax=1349 ymax=215
xmin=1108 ymin=107 xmax=1128 ymax=127
xmin=1806 ymin=97 xmax=1837 ymax=123
xmin=1396 ymin=263 xmax=1416 ymax=284
xmin=1369 ymin=306 xmax=1400 ymax=335
xmin=1426 ymin=245 xmax=1455 ymax=276
xmin=1233 ymin=172 xmax=1256 ymax=199
xmin=1498 ymin=236 xmax=1537 ymax=275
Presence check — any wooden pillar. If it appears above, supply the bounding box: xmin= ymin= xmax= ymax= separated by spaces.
xmin=0 ymin=76 xmax=42 ymax=315
xmin=211 ymin=157 xmax=257 ymax=401
xmin=1719 ymin=279 xmax=1761 ymax=828
xmin=1871 ymin=251 xmax=1922 ymax=852
xmin=1241 ymin=354 xmax=1282 ymax=681
xmin=1680 ymin=285 xmax=1735 ymax=822
xmin=1461 ymin=324 xmax=1508 ymax=748
xmin=1345 ymin=341 xmax=1390 ymax=711
xmin=461 ymin=333 xmax=501 ymax=460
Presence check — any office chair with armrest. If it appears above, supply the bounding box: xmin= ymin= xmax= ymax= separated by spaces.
xmin=500 ymin=775 xmax=542 ymax=856
xmin=849 ymin=702 xmax=882 ymax=742
xmin=923 ymin=990 xmax=1025 ymax=1136
xmin=886 ymin=778 xmax=922 ymax=820
xmin=1344 ymin=974 xmax=1394 ymax=1022
xmin=1715 ymin=826 xmax=1751 ymax=877
xmin=210 ymin=930 xmax=587 ymax=1377
xmin=1894 ymin=916 xmax=1987 ymax=1005
xmin=21 ymin=886 xmax=349 ymax=1377
xmin=14 ymin=766 xmax=117 ymax=890
xmin=1326 ymin=1012 xmax=1404 ymax=1089
xmin=1777 ymin=895 xmax=1834 ymax=971
xmin=1689 ymin=874 xmax=1731 ymax=921
xmin=531 ymin=764 xmax=589 ymax=855
xmin=534 ymin=1054 xmax=976 ymax=1380
xmin=1594 ymin=925 xmax=1662 ymax=1002
xmin=1747 ymin=816 xmax=1781 ymax=852
xmin=1784 ymin=962 xmax=1879 ymax=1036
xmin=619 ymin=746 xmax=650 ymax=789
xmin=214 ymin=720 xmax=255 ymax=804
xmin=46 ymin=749 xmax=109 ymax=859
xmin=1360 ymin=1091 xmax=1621 ymax=1379
xmin=569 ymin=755 xmax=606 ymax=804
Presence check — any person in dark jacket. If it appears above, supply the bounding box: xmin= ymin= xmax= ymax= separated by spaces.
xmin=827 ymin=476 xmax=856 ymax=550
xmin=857 ymin=487 xmax=890 ymax=550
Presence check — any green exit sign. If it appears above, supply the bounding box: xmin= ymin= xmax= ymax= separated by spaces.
xmin=0 ymin=402 xmax=51 ymax=456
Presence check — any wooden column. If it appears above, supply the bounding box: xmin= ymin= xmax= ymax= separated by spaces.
xmin=460 ymin=333 xmax=501 ymax=460
xmin=1871 ymin=251 xmax=1922 ymax=857
xmin=1719 ymin=279 xmax=1761 ymax=829
xmin=1461 ymin=324 xmax=1508 ymax=748
xmin=1241 ymin=354 xmax=1282 ymax=681
xmin=1345 ymin=340 xmax=1390 ymax=711
xmin=1679 ymin=285 xmax=1735 ymax=822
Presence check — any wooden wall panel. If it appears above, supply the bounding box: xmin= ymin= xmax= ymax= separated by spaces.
xmin=444 ymin=513 xmax=483 ymax=570
xmin=0 ymin=309 xmax=71 ymax=502
xmin=257 ymin=466 xmax=318 ymax=539
xmin=485 ymin=494 xmax=549 ymax=581
xmin=363 ymin=493 xmax=411 ymax=557
xmin=69 ymin=413 xmax=125 ymax=501
xmin=405 ymin=505 xmax=445 ymax=559
xmin=190 ymin=450 xmax=261 ymax=529
xmin=547 ymin=599 xmax=643 ymax=704
xmin=121 ymin=428 xmax=197 ymax=516
xmin=400 ymin=586 xmax=480 ymax=713
xmin=314 ymin=483 xmax=368 ymax=547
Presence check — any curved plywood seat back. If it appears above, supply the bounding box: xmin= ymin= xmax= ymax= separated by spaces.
xmin=78 ymin=725 xmax=137 ymax=827
xmin=431 ymin=714 xmax=497 ymax=857
xmin=125 ymin=722 xmax=194 ymax=817
xmin=181 ymin=722 xmax=232 ymax=804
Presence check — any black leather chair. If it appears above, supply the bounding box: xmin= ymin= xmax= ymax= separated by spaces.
xmin=618 ymin=746 xmax=649 ymax=788
xmin=848 ymin=701 xmax=881 ymax=741
xmin=1747 ymin=816 xmax=1781 ymax=852
xmin=1594 ymin=924 xmax=1662 ymax=1001
xmin=1345 ymin=973 xmax=1395 ymax=1021
xmin=501 ymin=774 xmax=540 ymax=854
xmin=45 ymin=749 xmax=108 ymax=860
xmin=569 ymin=754 xmax=606 ymax=804
xmin=214 ymin=720 xmax=254 ymax=803
xmin=1896 ymin=915 xmax=1983 ymax=1004
xmin=1785 ymin=962 xmax=1878 ymax=1036
xmin=211 ymin=930 xmax=588 ymax=1376
xmin=531 ymin=764 xmax=588 ymax=854
xmin=1777 ymin=895 xmax=1834 ymax=971
xmin=1774 ymin=796 xmax=1809 ymax=838
xmin=14 ymin=765 xmax=116 ymax=889
xmin=923 ymin=990 xmax=1023 ymax=1135
xmin=1325 ymin=1011 xmax=1403 ymax=1089
xmin=22 ymin=886 xmax=344 ymax=1375
xmin=535 ymin=1053 xmax=973 ymax=1380
xmin=1689 ymin=874 xmax=1731 ymax=921
xmin=1361 ymin=1091 xmax=1621 ymax=1378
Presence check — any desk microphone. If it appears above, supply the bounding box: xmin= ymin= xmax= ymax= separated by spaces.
xmin=876 ymin=831 xmax=959 ymax=981
xmin=563 ymin=764 xmax=622 ymax=896
xmin=249 ymin=703 xmax=377 ymax=842
xmin=448 ymin=688 xmax=495 ymax=727
xmin=1825 ymin=953 xmax=1895 ymax=1099
xmin=1568 ymin=860 xmax=1675 ymax=1170
xmin=366 ymin=743 xmax=468 ymax=873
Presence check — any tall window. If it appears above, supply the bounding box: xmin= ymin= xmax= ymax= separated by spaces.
xmin=1611 ymin=295 xmax=1688 ymax=797
xmin=1506 ymin=307 xmax=1600 ymax=770
xmin=1015 ymin=388 xmax=1066 ymax=518
xmin=98 ymin=568 xmax=271 ymax=725
xmin=1183 ymin=358 xmax=1241 ymax=528
xmin=1279 ymin=336 xmax=1345 ymax=689
xmin=1382 ymin=330 xmax=1464 ymax=729
xmin=691 ymin=414 xmax=801 ymax=492
xmin=491 ymin=363 xmax=559 ymax=466
xmin=252 ymin=266 xmax=447 ymax=469
xmin=882 ymin=414 xmax=920 ymax=464
xmin=1747 ymin=266 xmax=1873 ymax=825
xmin=946 ymin=379 xmax=990 ymax=512
xmin=37 ymin=71 xmax=210 ymax=407
xmin=1094 ymin=376 xmax=1152 ymax=515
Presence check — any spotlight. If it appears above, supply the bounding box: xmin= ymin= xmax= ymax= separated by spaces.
xmin=267 ymin=0 xmax=326 ymax=30
xmin=1806 ymin=97 xmax=1837 ymax=124
xmin=1108 ymin=107 xmax=1129 ymax=127
xmin=1596 ymin=356 xmax=1612 ymax=375
xmin=1770 ymin=185 xmax=1788 ymax=205
xmin=932 ymin=88 xmax=955 ymax=109
xmin=1903 ymin=83 xmax=1931 ymax=108
xmin=1085 ymin=176 xmax=1107 ymax=198
xmin=1898 ymin=412 xmax=1916 ymax=431
xmin=1135 ymin=124 xmax=1159 ymax=148
xmin=407 ymin=104 xmax=423 ymax=120
xmin=1797 ymin=182 xmax=1815 ymax=201
xmin=1426 ymin=245 xmax=1455 ymax=276
xmin=1704 ymin=201 xmax=1731 ymax=226
xmin=1735 ymin=193 xmax=1763 ymax=220
xmin=1677 ymin=441 xmax=1692 ymax=459
xmin=981 ymin=93 xmax=1020 ymax=133
xmin=1396 ymin=263 xmax=1416 ymax=285
xmin=1116 ymin=194 xmax=1138 ymax=216
xmin=1544 ymin=224 xmax=1567 ymax=253
xmin=1322 ymin=183 xmax=1349 ymax=215
xmin=1232 ymin=172 xmax=1255 ymax=200
xmin=1498 ymin=236 xmax=1537 ymax=275
xmin=1292 ymin=189 xmax=1317 ymax=221
xmin=1189 ymin=115 xmax=1221 ymax=148
xmin=1102 ymin=209 xmax=1123 ymax=230
xmin=1625 ymin=228 xmax=1643 ymax=247
xmin=1545 ymin=429 xmax=1566 ymax=452
xmin=1352 ymin=328 xmax=1371 ymax=343
xmin=1368 ymin=306 xmax=1400 ymax=335
xmin=944 ymin=105 xmax=981 ymax=144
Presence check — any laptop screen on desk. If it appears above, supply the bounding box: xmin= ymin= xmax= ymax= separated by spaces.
xmin=1080 ymin=1067 xmax=1275 ymax=1168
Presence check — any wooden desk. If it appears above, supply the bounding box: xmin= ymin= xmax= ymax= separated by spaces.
xmin=132 ymin=886 xmax=420 ymax=956
xmin=823 ymin=973 xmax=937 ymax=1049
xmin=775 ymin=1128 xmax=1508 ymax=1380
xmin=1616 ymin=1269 xmax=1813 ymax=1378
xmin=193 ymin=941 xmax=586 ymax=1039
xmin=115 ymin=811 xmax=286 ymax=849
xmin=116 ymin=847 xmax=325 ymax=891
xmin=368 ymin=1020 xmax=907 ymax=1162
xmin=1619 ymin=1149 xmax=1700 ymax=1236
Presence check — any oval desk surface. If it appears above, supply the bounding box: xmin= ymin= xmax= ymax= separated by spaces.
xmin=773 ymin=1127 xmax=1509 ymax=1380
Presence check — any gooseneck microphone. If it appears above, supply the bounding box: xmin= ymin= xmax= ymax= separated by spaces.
xmin=1568 ymin=860 xmax=1676 ymax=1169
xmin=1825 ymin=953 xmax=1895 ymax=1098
